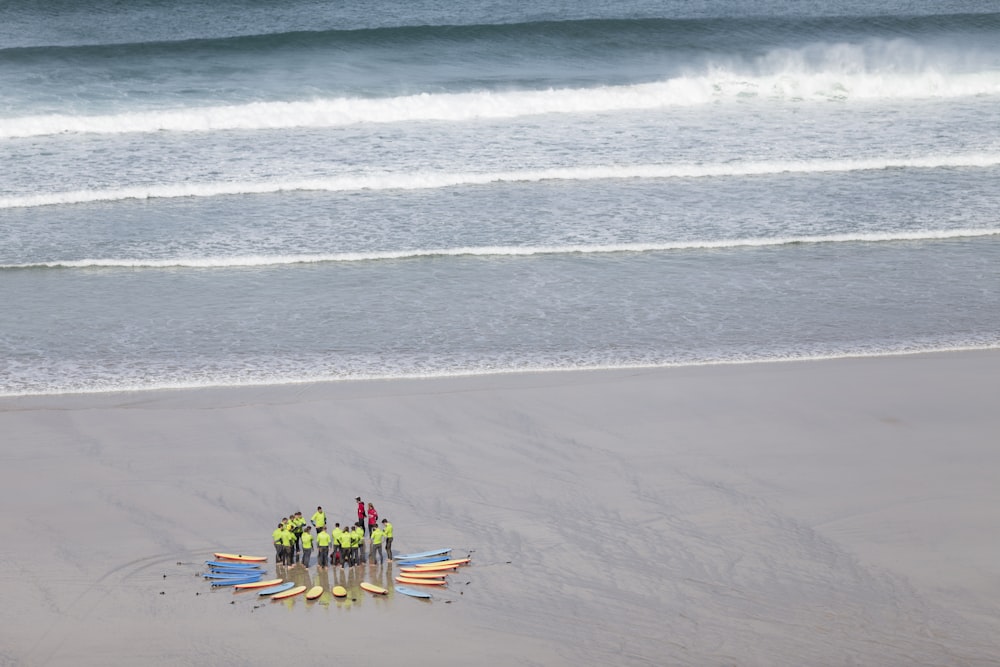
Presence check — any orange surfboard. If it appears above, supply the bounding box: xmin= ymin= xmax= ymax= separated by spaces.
xmin=393 ymin=570 xmax=448 ymax=579
xmin=271 ymin=585 xmax=307 ymax=600
xmin=395 ymin=576 xmax=447 ymax=586
xmin=214 ymin=552 xmax=268 ymax=562
xmin=359 ymin=582 xmax=387 ymax=595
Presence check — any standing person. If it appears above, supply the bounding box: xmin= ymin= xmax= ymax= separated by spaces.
xmin=356 ymin=497 xmax=365 ymax=534
xmin=331 ymin=522 xmax=343 ymax=566
xmin=367 ymin=502 xmax=378 ymax=535
xmin=316 ymin=526 xmax=331 ymax=569
xmin=279 ymin=521 xmax=295 ymax=567
xmin=381 ymin=518 xmax=393 ymax=561
xmin=300 ymin=526 xmax=314 ymax=568
xmin=370 ymin=523 xmax=385 ymax=565
xmin=291 ymin=511 xmax=305 ymax=562
xmin=351 ymin=523 xmax=364 ymax=565
xmin=339 ymin=523 xmax=353 ymax=568
xmin=272 ymin=521 xmax=285 ymax=565
xmin=311 ymin=506 xmax=326 ymax=530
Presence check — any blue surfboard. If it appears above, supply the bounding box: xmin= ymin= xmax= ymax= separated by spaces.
xmin=211 ymin=575 xmax=263 ymax=587
xmin=393 ymin=548 xmax=452 ymax=561
xmin=257 ymin=582 xmax=295 ymax=596
xmin=206 ymin=560 xmax=262 ymax=569
xmin=394 ymin=585 xmax=433 ymax=599
xmin=204 ymin=571 xmax=260 ymax=579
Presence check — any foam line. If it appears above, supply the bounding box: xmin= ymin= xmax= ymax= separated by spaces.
xmin=4 ymin=229 xmax=997 ymax=270
xmin=2 ymin=154 xmax=999 ymax=210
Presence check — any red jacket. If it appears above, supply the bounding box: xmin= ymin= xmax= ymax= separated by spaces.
xmin=367 ymin=506 xmax=378 ymax=526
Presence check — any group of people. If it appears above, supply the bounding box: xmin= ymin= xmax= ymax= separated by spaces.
xmin=271 ymin=496 xmax=394 ymax=570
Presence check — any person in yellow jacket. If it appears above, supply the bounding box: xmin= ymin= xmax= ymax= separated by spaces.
xmin=370 ymin=525 xmax=385 ymax=565
xmin=338 ymin=524 xmax=353 ymax=568
xmin=311 ymin=506 xmax=326 ymax=530
xmin=350 ymin=524 xmax=363 ymax=566
xmin=316 ymin=526 xmax=331 ymax=569
xmin=300 ymin=526 xmax=314 ymax=568
xmin=331 ymin=523 xmax=344 ymax=566
xmin=381 ymin=518 xmax=393 ymax=561
xmin=279 ymin=523 xmax=296 ymax=567
xmin=272 ymin=521 xmax=285 ymax=565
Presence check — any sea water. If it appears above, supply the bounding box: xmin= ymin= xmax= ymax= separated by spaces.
xmin=2 ymin=0 xmax=999 ymax=396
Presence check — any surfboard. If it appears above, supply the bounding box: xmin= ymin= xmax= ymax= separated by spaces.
xmin=305 ymin=586 xmax=324 ymax=600
xmin=206 ymin=560 xmax=262 ymax=569
xmin=400 ymin=564 xmax=458 ymax=574
xmin=392 ymin=570 xmax=448 ymax=579
xmin=332 ymin=585 xmax=348 ymax=598
xmin=233 ymin=578 xmax=283 ymax=590
xmin=414 ymin=558 xmax=470 ymax=568
xmin=209 ymin=566 xmax=265 ymax=575
xmin=394 ymin=585 xmax=433 ymax=599
xmin=204 ymin=571 xmax=262 ymax=579
xmin=393 ymin=548 xmax=452 ymax=561
xmin=257 ymin=582 xmax=296 ymax=596
xmin=210 ymin=576 xmax=263 ymax=587
xmin=359 ymin=582 xmax=387 ymax=595
xmin=214 ymin=553 xmax=267 ymax=562
xmin=395 ymin=576 xmax=447 ymax=586
xmin=271 ymin=585 xmax=307 ymax=600
xmin=394 ymin=555 xmax=451 ymax=565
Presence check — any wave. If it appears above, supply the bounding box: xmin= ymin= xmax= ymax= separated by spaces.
xmin=5 ymin=229 xmax=997 ymax=270
xmin=4 ymin=64 xmax=1000 ymax=139
xmin=4 ymin=13 xmax=999 ymax=57
xmin=3 ymin=154 xmax=999 ymax=209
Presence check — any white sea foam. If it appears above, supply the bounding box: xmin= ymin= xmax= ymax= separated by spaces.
xmin=4 ymin=229 xmax=997 ymax=270
xmin=3 ymin=154 xmax=999 ymax=209
xmin=2 ymin=66 xmax=999 ymax=139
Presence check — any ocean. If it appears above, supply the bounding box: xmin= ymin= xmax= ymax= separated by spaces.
xmin=2 ymin=0 xmax=999 ymax=396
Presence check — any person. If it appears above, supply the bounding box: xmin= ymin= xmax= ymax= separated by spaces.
xmin=311 ymin=506 xmax=326 ymax=530
xmin=356 ymin=497 xmax=365 ymax=533
xmin=381 ymin=518 xmax=393 ymax=561
xmin=370 ymin=524 xmax=385 ymax=565
xmin=316 ymin=526 xmax=331 ymax=569
xmin=367 ymin=502 xmax=378 ymax=535
xmin=351 ymin=523 xmax=363 ymax=565
xmin=300 ymin=526 xmax=314 ymax=568
xmin=331 ymin=522 xmax=343 ymax=566
xmin=338 ymin=523 xmax=353 ymax=568
xmin=291 ymin=511 xmax=305 ymax=561
xmin=272 ymin=521 xmax=285 ymax=565
xmin=279 ymin=521 xmax=296 ymax=567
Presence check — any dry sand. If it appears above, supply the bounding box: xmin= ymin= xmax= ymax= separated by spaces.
xmin=1 ymin=350 xmax=999 ymax=666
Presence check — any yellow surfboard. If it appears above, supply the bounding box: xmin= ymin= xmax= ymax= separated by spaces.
xmin=414 ymin=558 xmax=469 ymax=568
xmin=271 ymin=585 xmax=307 ymax=600
xmin=359 ymin=582 xmax=387 ymax=595
xmin=332 ymin=585 xmax=348 ymax=597
xmin=233 ymin=578 xmax=283 ymax=590
xmin=306 ymin=585 xmax=324 ymax=600
xmin=401 ymin=564 xmax=457 ymax=574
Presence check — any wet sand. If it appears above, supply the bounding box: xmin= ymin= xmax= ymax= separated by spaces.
xmin=2 ymin=350 xmax=999 ymax=666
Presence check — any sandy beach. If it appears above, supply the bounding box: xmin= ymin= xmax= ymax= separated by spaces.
xmin=1 ymin=350 xmax=999 ymax=666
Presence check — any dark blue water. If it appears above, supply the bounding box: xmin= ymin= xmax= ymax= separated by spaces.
xmin=2 ymin=0 xmax=999 ymax=394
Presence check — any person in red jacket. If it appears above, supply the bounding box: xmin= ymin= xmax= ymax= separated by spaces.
xmin=356 ymin=496 xmax=365 ymax=533
xmin=367 ymin=502 xmax=378 ymax=535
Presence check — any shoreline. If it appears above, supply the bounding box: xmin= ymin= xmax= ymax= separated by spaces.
xmin=2 ymin=348 xmax=999 ymax=665
xmin=4 ymin=342 xmax=999 ymax=400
